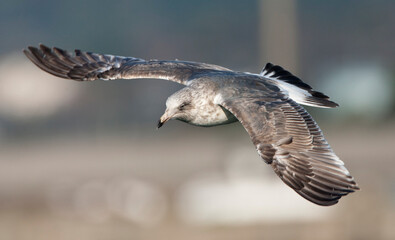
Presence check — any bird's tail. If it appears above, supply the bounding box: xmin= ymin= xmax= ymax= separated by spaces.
xmin=260 ymin=63 xmax=338 ymax=108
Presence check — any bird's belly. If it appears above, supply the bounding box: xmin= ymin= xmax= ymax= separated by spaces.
xmin=187 ymin=104 xmax=238 ymax=127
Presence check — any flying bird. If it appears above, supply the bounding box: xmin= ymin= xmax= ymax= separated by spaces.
xmin=24 ymin=44 xmax=359 ymax=206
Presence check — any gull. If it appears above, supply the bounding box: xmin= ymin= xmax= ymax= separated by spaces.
xmin=24 ymin=44 xmax=359 ymax=206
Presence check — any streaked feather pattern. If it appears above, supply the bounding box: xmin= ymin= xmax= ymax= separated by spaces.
xmin=219 ymin=93 xmax=358 ymax=206
xmin=24 ymin=44 xmax=359 ymax=206
xmin=24 ymin=44 xmax=232 ymax=84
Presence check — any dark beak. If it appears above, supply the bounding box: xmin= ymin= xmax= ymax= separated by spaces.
xmin=157 ymin=113 xmax=170 ymax=129
xmin=157 ymin=110 xmax=173 ymax=129
xmin=157 ymin=119 xmax=164 ymax=129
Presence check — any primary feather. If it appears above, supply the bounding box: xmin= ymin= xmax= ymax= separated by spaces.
xmin=24 ymin=44 xmax=358 ymax=206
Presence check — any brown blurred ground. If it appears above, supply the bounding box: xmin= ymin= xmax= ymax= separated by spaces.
xmin=0 ymin=123 xmax=394 ymax=240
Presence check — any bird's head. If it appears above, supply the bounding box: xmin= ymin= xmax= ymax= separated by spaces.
xmin=157 ymin=88 xmax=194 ymax=128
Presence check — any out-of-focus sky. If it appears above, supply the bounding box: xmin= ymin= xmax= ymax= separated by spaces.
xmin=0 ymin=1 xmax=394 ymax=240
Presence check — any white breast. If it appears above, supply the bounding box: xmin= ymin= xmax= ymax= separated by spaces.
xmin=189 ymin=100 xmax=237 ymax=127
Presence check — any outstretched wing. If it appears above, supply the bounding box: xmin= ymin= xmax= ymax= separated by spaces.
xmin=217 ymin=85 xmax=358 ymax=206
xmin=23 ymin=44 xmax=232 ymax=85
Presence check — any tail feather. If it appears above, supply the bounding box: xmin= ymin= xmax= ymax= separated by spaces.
xmin=260 ymin=63 xmax=338 ymax=108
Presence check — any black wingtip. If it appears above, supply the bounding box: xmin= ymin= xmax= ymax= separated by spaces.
xmin=328 ymin=100 xmax=339 ymax=108
xmin=39 ymin=43 xmax=51 ymax=52
xmin=26 ymin=46 xmax=37 ymax=53
xmin=22 ymin=48 xmax=29 ymax=55
xmin=325 ymin=100 xmax=339 ymax=108
xmin=23 ymin=46 xmax=38 ymax=63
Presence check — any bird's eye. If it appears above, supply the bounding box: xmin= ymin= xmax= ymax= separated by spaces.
xmin=179 ymin=102 xmax=190 ymax=110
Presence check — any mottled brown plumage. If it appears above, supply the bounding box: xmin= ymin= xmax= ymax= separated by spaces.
xmin=24 ymin=44 xmax=359 ymax=206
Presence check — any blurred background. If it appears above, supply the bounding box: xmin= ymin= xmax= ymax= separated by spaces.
xmin=0 ymin=0 xmax=394 ymax=239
